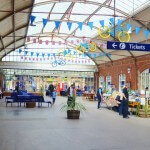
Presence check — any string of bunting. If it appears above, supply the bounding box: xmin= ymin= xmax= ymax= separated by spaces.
xmin=26 ymin=37 xmax=107 ymax=49
xmin=30 ymin=16 xmax=150 ymax=39
xmin=18 ymin=48 xmax=112 ymax=59
xmin=20 ymin=56 xmax=93 ymax=64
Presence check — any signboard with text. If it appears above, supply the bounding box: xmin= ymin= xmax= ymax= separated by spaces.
xmin=107 ymin=41 xmax=150 ymax=52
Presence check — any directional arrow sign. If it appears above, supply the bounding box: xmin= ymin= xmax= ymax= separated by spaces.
xmin=107 ymin=41 xmax=150 ymax=52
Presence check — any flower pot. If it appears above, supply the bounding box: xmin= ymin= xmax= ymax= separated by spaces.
xmin=67 ymin=110 xmax=80 ymax=119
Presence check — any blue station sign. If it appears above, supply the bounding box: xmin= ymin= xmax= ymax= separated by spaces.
xmin=107 ymin=41 xmax=150 ymax=52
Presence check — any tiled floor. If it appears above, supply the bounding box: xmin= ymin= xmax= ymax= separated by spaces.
xmin=0 ymin=96 xmax=150 ymax=150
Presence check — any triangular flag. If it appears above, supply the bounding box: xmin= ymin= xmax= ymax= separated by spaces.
xmin=19 ymin=49 xmax=22 ymax=53
xmin=99 ymin=52 xmax=103 ymax=57
xmin=109 ymin=18 xmax=114 ymax=25
xmin=36 ymin=53 xmax=39 ymax=57
xmin=88 ymin=22 xmax=93 ymax=30
xmin=42 ymin=53 xmax=45 ymax=57
xmin=67 ymin=22 xmax=72 ymax=30
xmin=48 ymin=53 xmax=50 ymax=57
xmin=55 ymin=21 xmax=61 ymax=30
xmin=30 ymin=15 xmax=36 ymax=25
xmin=42 ymin=18 xmax=48 ymax=28
xmin=68 ymin=49 xmax=71 ymax=53
xmin=94 ymin=53 xmax=97 ymax=58
xmin=144 ymin=30 xmax=149 ymax=39
xmin=78 ymin=22 xmax=83 ymax=31
xmin=89 ymin=53 xmax=92 ymax=57
xmin=135 ymin=27 xmax=141 ymax=35
xmin=99 ymin=20 xmax=104 ymax=28
xmin=126 ymin=23 xmax=132 ymax=31
xmin=73 ymin=51 xmax=76 ymax=55
xmin=117 ymin=19 xmax=122 ymax=26
xmin=64 ymin=50 xmax=67 ymax=56
xmin=25 ymin=51 xmax=28 ymax=55
xmin=53 ymin=53 xmax=56 ymax=57
xmin=31 ymin=52 xmax=34 ymax=56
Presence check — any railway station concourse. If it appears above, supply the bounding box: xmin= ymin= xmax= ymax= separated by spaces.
xmin=0 ymin=0 xmax=150 ymax=150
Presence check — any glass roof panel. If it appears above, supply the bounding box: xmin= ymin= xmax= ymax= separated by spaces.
xmin=17 ymin=0 xmax=150 ymax=65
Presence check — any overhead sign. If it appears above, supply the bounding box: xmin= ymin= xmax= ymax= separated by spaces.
xmin=107 ymin=41 xmax=150 ymax=52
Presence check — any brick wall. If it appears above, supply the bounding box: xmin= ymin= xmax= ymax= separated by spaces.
xmin=97 ymin=54 xmax=150 ymax=90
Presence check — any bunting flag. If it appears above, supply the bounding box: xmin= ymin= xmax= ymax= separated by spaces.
xmin=64 ymin=50 xmax=67 ymax=56
xmin=45 ymin=40 xmax=49 ymax=45
xmin=39 ymin=40 xmax=42 ymax=44
xmin=109 ymin=18 xmax=114 ymax=25
xmin=99 ymin=52 xmax=103 ymax=57
xmin=99 ymin=20 xmax=104 ymax=28
xmin=89 ymin=53 xmax=92 ymax=57
xmin=126 ymin=23 xmax=132 ymax=31
xmin=53 ymin=53 xmax=56 ymax=57
xmin=25 ymin=51 xmax=28 ymax=55
xmin=36 ymin=53 xmax=39 ymax=57
xmin=55 ymin=21 xmax=61 ymax=30
xmin=27 ymin=37 xmax=30 ymax=42
xmin=144 ymin=30 xmax=149 ymax=39
xmin=31 ymin=52 xmax=34 ymax=56
xmin=88 ymin=22 xmax=93 ymax=30
xmin=68 ymin=49 xmax=71 ymax=53
xmin=42 ymin=18 xmax=48 ymax=28
xmin=67 ymin=22 xmax=72 ymax=30
xmin=135 ymin=27 xmax=141 ymax=35
xmin=30 ymin=15 xmax=36 ymax=25
xmin=33 ymin=39 xmax=36 ymax=43
xmin=78 ymin=22 xmax=83 ymax=31
xmin=42 ymin=53 xmax=45 ymax=57
xmin=19 ymin=49 xmax=22 ymax=53
xmin=48 ymin=53 xmax=50 ymax=57
xmin=117 ymin=19 xmax=122 ymax=26
xmin=94 ymin=53 xmax=97 ymax=58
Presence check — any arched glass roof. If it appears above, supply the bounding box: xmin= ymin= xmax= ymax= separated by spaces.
xmin=1 ymin=0 xmax=150 ymax=66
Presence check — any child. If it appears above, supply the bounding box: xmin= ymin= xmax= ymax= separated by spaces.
xmin=52 ymin=88 xmax=57 ymax=105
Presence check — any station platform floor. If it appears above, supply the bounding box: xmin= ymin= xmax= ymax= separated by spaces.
xmin=0 ymin=96 xmax=150 ymax=150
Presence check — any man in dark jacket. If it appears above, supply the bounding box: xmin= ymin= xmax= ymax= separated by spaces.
xmin=97 ymin=86 xmax=103 ymax=109
xmin=122 ymin=84 xmax=129 ymax=118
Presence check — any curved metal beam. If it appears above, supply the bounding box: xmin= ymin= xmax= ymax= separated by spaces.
xmin=0 ymin=36 xmax=25 ymax=53
xmin=0 ymin=44 xmax=24 ymax=60
xmin=0 ymin=5 xmax=32 ymax=22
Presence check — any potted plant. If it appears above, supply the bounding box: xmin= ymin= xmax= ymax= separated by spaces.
xmin=61 ymin=91 xmax=86 ymax=119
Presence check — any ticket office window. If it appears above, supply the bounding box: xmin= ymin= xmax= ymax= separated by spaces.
xmin=119 ymin=74 xmax=126 ymax=92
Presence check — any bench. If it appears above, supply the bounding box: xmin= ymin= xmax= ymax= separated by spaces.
xmin=5 ymin=92 xmax=51 ymax=107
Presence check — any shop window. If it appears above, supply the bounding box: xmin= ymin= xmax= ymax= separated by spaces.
xmin=99 ymin=76 xmax=104 ymax=89
xmin=106 ymin=76 xmax=111 ymax=92
xmin=140 ymin=68 xmax=150 ymax=92
xmin=119 ymin=74 xmax=126 ymax=92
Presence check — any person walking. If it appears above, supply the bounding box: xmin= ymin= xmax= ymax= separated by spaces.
xmin=67 ymin=84 xmax=76 ymax=106
xmin=52 ymin=88 xmax=57 ymax=105
xmin=97 ymin=86 xmax=103 ymax=109
xmin=122 ymin=84 xmax=129 ymax=118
